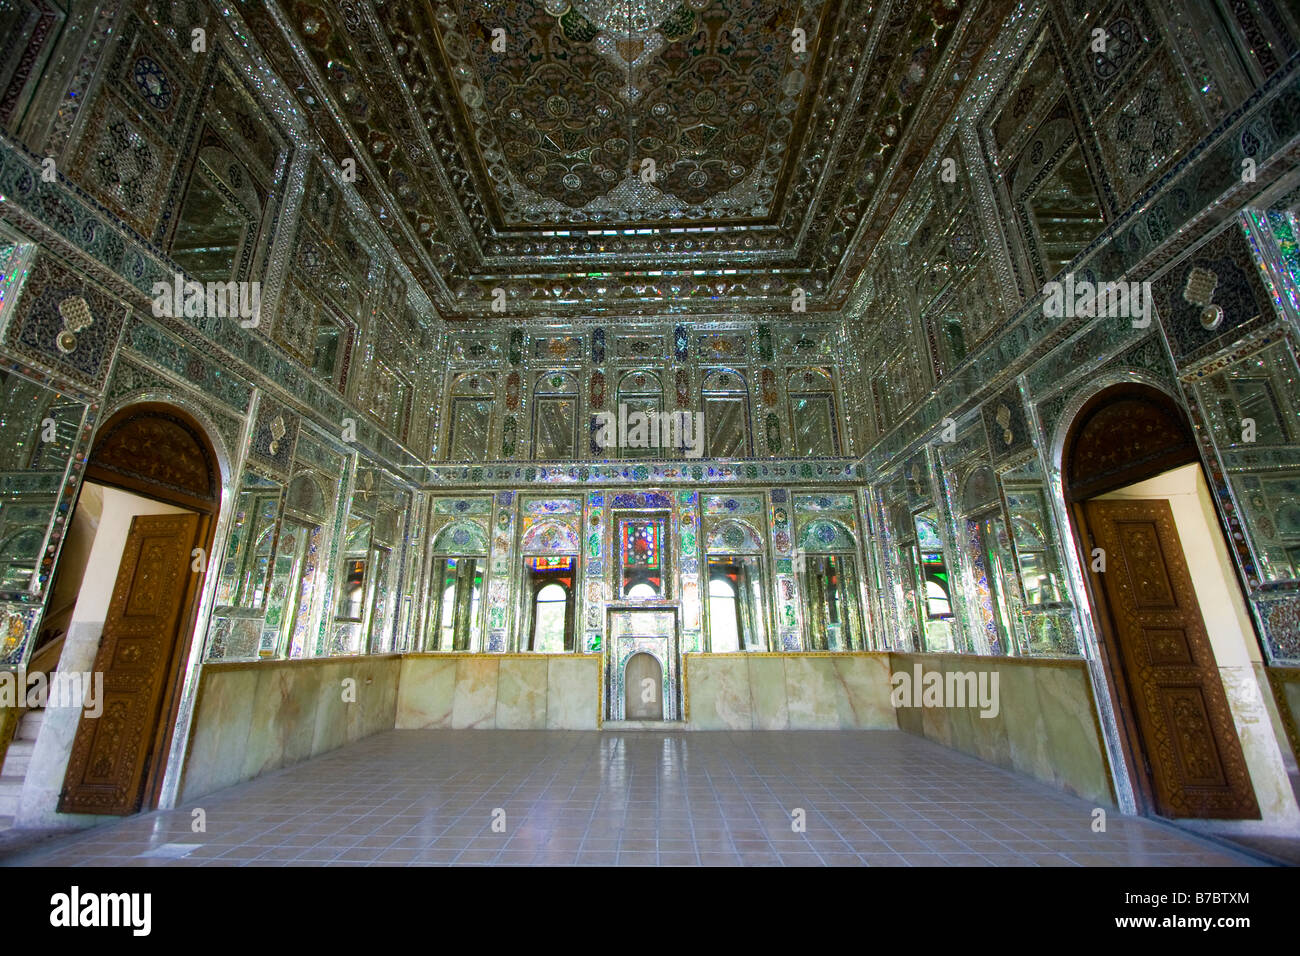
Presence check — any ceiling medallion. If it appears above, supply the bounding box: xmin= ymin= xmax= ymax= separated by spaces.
xmin=571 ymin=0 xmax=674 ymax=99
xmin=56 ymin=296 xmax=94 ymax=354
xmin=995 ymin=404 xmax=1014 ymax=446
xmin=1182 ymin=265 xmax=1218 ymax=305
xmin=268 ymin=416 xmax=287 ymax=455
xmin=1182 ymin=265 xmax=1224 ymax=330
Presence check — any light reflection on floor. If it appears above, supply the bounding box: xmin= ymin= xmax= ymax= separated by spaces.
xmin=0 ymin=730 xmax=1266 ymax=867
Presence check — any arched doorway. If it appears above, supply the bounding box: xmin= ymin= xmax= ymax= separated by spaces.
xmin=1063 ymin=383 xmax=1259 ymax=819
xmin=55 ymin=403 xmax=219 ymax=815
xmin=624 ymin=652 xmax=664 ymax=720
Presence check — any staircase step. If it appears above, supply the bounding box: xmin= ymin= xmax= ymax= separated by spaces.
xmin=1 ymin=743 xmax=32 ymax=777
xmin=0 ymin=777 xmax=23 ymax=817
xmin=16 ymin=709 xmax=43 ymax=741
xmin=602 ymin=719 xmax=688 ymax=731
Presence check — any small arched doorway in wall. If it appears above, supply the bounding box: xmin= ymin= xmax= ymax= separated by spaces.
xmin=624 ymin=652 xmax=664 ymax=720
xmin=1064 ymin=383 xmax=1259 ymax=819
xmin=53 ymin=403 xmax=219 ymax=816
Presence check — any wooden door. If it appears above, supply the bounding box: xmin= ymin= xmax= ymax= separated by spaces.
xmin=59 ymin=512 xmax=200 ymax=815
xmin=1082 ymin=499 xmax=1259 ymax=819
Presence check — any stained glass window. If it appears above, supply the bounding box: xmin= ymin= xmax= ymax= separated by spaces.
xmin=522 ymin=555 xmax=575 ymax=651
xmin=618 ymin=515 xmax=668 ymax=599
xmin=622 ymin=521 xmax=659 ymax=568
xmin=531 ymin=584 xmax=569 ymax=653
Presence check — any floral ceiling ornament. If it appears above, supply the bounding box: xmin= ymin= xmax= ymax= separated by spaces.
xmin=55 ymin=296 xmax=94 ymax=354
xmin=995 ymin=403 xmax=1014 ymax=446
xmin=268 ymin=415 xmax=287 ymax=455
xmin=1183 ymin=265 xmax=1223 ymax=330
xmin=259 ymin=0 xmax=975 ymax=314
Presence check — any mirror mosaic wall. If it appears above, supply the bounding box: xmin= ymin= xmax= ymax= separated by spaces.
xmin=0 ymin=0 xmax=1297 ymax=715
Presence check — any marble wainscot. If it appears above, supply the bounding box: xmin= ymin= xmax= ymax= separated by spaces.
xmin=394 ymin=654 xmax=602 ymax=731
xmin=889 ymin=653 xmax=1115 ymax=807
xmin=683 ymin=653 xmax=897 ymax=730
xmin=180 ymin=655 xmax=401 ymax=803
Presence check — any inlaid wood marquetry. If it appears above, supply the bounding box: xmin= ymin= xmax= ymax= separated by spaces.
xmin=1083 ymin=498 xmax=1259 ymax=819
xmin=86 ymin=404 xmax=219 ymax=513
xmin=59 ymin=512 xmax=201 ymax=815
xmin=1066 ymin=386 xmax=1198 ymax=502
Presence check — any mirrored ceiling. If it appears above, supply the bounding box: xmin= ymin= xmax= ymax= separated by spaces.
xmin=244 ymin=0 xmax=988 ymax=318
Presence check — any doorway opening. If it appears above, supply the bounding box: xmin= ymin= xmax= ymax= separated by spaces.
xmin=624 ymin=652 xmax=664 ymax=720
xmin=1064 ymin=383 xmax=1260 ymax=819
xmin=40 ymin=403 xmax=219 ymax=818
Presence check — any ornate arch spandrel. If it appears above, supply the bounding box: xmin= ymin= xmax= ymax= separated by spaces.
xmin=1063 ymin=383 xmax=1197 ymax=502
xmin=86 ymin=403 xmax=219 ymax=513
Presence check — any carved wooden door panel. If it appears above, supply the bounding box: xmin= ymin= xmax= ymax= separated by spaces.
xmin=59 ymin=512 xmax=200 ymax=815
xmin=1083 ymin=499 xmax=1259 ymax=819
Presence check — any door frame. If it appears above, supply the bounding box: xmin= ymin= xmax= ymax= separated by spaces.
xmin=606 ymin=606 xmax=679 ymax=721
xmin=1060 ymin=381 xmax=1257 ymax=817
xmin=68 ymin=401 xmax=220 ymax=812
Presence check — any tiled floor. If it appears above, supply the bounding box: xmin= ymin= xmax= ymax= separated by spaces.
xmin=0 ymin=730 xmax=1267 ymax=866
